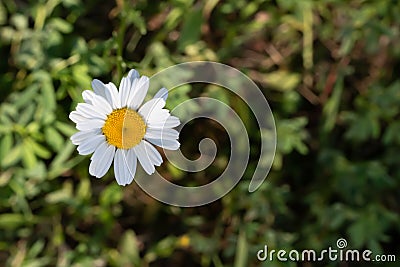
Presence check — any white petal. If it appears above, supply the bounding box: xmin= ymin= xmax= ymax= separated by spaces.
xmin=145 ymin=128 xmax=179 ymax=140
xmin=89 ymin=141 xmax=107 ymax=175
xmin=127 ymin=69 xmax=139 ymax=83
xmin=125 ymin=149 xmax=137 ymax=185
xmin=153 ymin=87 xmax=168 ymax=101
xmin=71 ymin=131 xmax=89 ymax=145
xmin=76 ymin=119 xmax=105 ymax=131
xmin=148 ymin=116 xmax=180 ymax=128
xmin=105 ymin=82 xmax=121 ymax=109
xmin=69 ymin=111 xmax=86 ymax=123
xmin=133 ymin=140 xmax=155 ymax=175
xmin=91 ymin=94 xmax=113 ymax=115
xmin=127 ymin=76 xmax=149 ymax=110
xmin=90 ymin=140 xmax=107 ymax=161
xmin=114 ymin=149 xmax=136 ymax=186
xmin=126 ymin=77 xmax=138 ymax=108
xmin=89 ymin=143 xmax=115 ymax=178
xmin=77 ymin=135 xmax=105 ymax=155
xmin=138 ymin=98 xmax=166 ymax=122
xmin=146 ymin=109 xmax=170 ymax=125
xmin=119 ymin=77 xmax=131 ymax=107
xmin=146 ymin=138 xmax=180 ymax=150
xmin=114 ymin=149 xmax=127 ymax=185
xmin=91 ymin=79 xmax=107 ymax=98
xmin=143 ymin=140 xmax=163 ymax=166
xmin=82 ymin=90 xmax=95 ymax=104
xmin=70 ymin=129 xmax=101 ymax=145
xmin=76 ymin=103 xmax=107 ymax=120
xmin=96 ymin=145 xmax=115 ymax=177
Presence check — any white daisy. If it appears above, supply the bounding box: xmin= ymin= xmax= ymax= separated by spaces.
xmin=69 ymin=69 xmax=180 ymax=186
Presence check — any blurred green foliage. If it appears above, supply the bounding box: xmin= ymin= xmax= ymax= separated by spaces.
xmin=1 ymin=0 xmax=399 ymax=266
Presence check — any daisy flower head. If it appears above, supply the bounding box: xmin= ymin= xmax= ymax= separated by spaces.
xmin=69 ymin=69 xmax=180 ymax=186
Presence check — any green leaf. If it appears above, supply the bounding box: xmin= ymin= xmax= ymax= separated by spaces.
xmin=234 ymin=230 xmax=248 ymax=267
xmin=99 ymin=184 xmax=123 ymax=207
xmin=127 ymin=10 xmax=147 ymax=35
xmin=263 ymin=70 xmax=301 ymax=91
xmin=25 ymin=161 xmax=47 ymax=180
xmin=119 ymin=230 xmax=141 ymax=266
xmin=76 ymin=178 xmax=91 ymax=201
xmin=13 ymin=85 xmax=39 ymax=109
xmin=348 ymin=217 xmax=369 ymax=249
xmin=177 ymin=8 xmax=203 ymax=51
xmin=72 ymin=64 xmax=91 ymax=88
xmin=344 ymin=112 xmax=380 ymax=142
xmin=383 ymin=121 xmax=400 ymax=145
xmin=0 ymin=134 xmax=13 ymax=165
xmin=49 ymin=141 xmax=74 ymax=168
xmin=41 ymin=81 xmax=56 ymax=112
xmin=276 ymin=117 xmax=309 ymax=154
xmin=2 ymin=143 xmax=22 ymax=167
xmin=48 ymin=17 xmax=73 ymax=33
xmin=0 ymin=214 xmax=26 ymax=229
xmin=322 ymin=75 xmax=343 ymax=131
xmin=45 ymin=181 xmax=73 ymax=204
xmin=55 ymin=121 xmax=76 ymax=137
xmin=45 ymin=127 xmax=64 ymax=151
xmin=10 ymin=13 xmax=28 ymax=29
xmin=29 ymin=138 xmax=51 ymax=159
xmin=48 ymin=142 xmax=80 ymax=179
xmin=20 ymin=257 xmax=52 ymax=267
xmin=164 ymin=7 xmax=184 ymax=31
xmin=145 ymin=236 xmax=177 ymax=261
xmin=22 ymin=138 xmax=38 ymax=169
xmin=0 ymin=2 xmax=6 ymax=25
xmin=27 ymin=240 xmax=45 ymax=259
xmin=18 ymin=103 xmax=35 ymax=126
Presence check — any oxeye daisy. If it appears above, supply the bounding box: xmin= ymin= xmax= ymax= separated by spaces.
xmin=69 ymin=69 xmax=180 ymax=186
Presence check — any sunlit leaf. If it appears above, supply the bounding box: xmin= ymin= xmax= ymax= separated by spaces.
xmin=263 ymin=70 xmax=301 ymax=92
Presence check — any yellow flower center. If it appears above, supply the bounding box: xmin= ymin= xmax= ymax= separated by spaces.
xmin=102 ymin=108 xmax=146 ymax=149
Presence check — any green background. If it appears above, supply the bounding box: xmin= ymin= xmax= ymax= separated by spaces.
xmin=0 ymin=0 xmax=399 ymax=266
